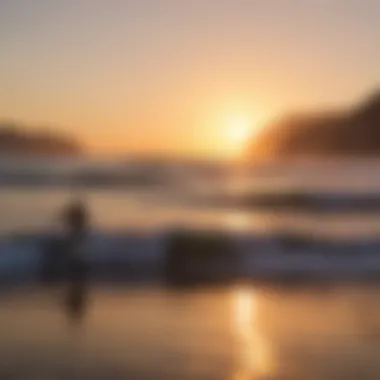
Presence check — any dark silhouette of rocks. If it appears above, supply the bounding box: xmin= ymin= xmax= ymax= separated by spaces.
xmin=0 ymin=122 xmax=82 ymax=157
xmin=251 ymin=89 xmax=380 ymax=158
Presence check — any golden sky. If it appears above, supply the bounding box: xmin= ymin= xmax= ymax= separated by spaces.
xmin=0 ymin=0 xmax=379 ymax=159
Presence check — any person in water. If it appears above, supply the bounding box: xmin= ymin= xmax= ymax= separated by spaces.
xmin=63 ymin=199 xmax=88 ymax=240
xmin=62 ymin=198 xmax=89 ymax=322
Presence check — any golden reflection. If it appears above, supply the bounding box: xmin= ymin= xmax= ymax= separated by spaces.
xmin=232 ymin=288 xmax=273 ymax=380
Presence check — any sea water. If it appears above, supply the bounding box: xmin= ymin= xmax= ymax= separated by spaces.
xmin=1 ymin=159 xmax=380 ymax=378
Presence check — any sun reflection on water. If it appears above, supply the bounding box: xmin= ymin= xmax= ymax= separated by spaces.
xmin=232 ymin=287 xmax=273 ymax=380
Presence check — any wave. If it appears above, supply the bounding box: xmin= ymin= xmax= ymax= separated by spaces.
xmin=0 ymin=160 xmax=227 ymax=189
xmin=2 ymin=229 xmax=380 ymax=285
xmin=193 ymin=190 xmax=380 ymax=213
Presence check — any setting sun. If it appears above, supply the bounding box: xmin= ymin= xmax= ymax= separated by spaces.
xmin=220 ymin=115 xmax=253 ymax=158
xmin=226 ymin=115 xmax=252 ymax=144
xmin=220 ymin=112 xmax=268 ymax=158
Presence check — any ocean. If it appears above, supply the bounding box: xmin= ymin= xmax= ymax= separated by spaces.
xmin=2 ymin=159 xmax=380 ymax=281
xmin=3 ymin=158 xmax=380 ymax=236
xmin=1 ymin=159 xmax=380 ymax=379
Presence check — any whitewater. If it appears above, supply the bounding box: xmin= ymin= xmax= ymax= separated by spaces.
xmin=2 ymin=158 xmax=380 ymax=283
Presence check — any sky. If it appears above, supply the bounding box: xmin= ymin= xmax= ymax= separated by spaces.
xmin=0 ymin=0 xmax=379 ymax=159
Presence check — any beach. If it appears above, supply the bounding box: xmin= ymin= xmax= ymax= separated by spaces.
xmin=0 ymin=284 xmax=380 ymax=379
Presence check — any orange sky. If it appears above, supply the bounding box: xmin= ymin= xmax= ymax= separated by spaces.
xmin=0 ymin=1 xmax=379 ymax=159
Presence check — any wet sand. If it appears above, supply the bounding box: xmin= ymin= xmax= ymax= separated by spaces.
xmin=0 ymin=284 xmax=380 ymax=379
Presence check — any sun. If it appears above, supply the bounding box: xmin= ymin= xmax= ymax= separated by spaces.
xmin=226 ymin=115 xmax=252 ymax=144
xmin=221 ymin=114 xmax=254 ymax=158
xmin=207 ymin=109 xmax=268 ymax=159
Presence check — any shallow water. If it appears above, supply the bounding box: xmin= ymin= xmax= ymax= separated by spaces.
xmin=1 ymin=285 xmax=380 ymax=379
xmin=3 ymin=159 xmax=380 ymax=238
xmin=4 ymin=188 xmax=380 ymax=239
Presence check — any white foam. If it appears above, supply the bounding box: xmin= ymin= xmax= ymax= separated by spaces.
xmin=1 ymin=230 xmax=380 ymax=282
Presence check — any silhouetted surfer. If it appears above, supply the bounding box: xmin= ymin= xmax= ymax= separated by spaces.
xmin=62 ymin=198 xmax=89 ymax=323
xmin=63 ymin=199 xmax=88 ymax=239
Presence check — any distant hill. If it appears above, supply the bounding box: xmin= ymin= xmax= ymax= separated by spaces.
xmin=250 ymin=90 xmax=380 ymax=159
xmin=0 ymin=122 xmax=82 ymax=157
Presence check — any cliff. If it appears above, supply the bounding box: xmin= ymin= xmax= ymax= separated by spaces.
xmin=0 ymin=122 xmax=82 ymax=157
xmin=251 ymin=90 xmax=380 ymax=158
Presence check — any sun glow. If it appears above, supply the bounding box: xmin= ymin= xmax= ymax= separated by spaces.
xmin=226 ymin=115 xmax=253 ymax=144
xmin=222 ymin=112 xmax=268 ymax=159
